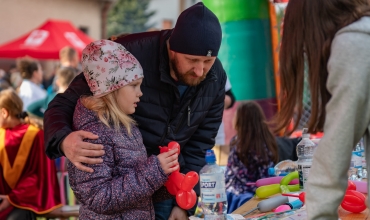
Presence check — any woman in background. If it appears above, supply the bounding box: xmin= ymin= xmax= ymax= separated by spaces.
xmin=275 ymin=0 xmax=370 ymax=219
xmin=17 ymin=58 xmax=46 ymax=111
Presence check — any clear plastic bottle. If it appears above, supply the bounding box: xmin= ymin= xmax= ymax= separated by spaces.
xmin=199 ymin=150 xmax=227 ymax=220
xmin=296 ymin=128 xmax=316 ymax=190
xmin=268 ymin=160 xmax=298 ymax=176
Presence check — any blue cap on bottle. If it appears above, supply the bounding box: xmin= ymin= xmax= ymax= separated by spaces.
xmin=205 ymin=150 xmax=216 ymax=163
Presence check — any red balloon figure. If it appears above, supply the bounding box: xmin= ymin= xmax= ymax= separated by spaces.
xmin=159 ymin=141 xmax=199 ymax=210
xmin=341 ymin=180 xmax=366 ymax=213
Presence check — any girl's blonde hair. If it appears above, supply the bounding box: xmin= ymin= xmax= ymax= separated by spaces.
xmin=0 ymin=89 xmax=43 ymax=129
xmin=0 ymin=89 xmax=23 ymax=118
xmin=81 ymin=90 xmax=135 ymax=134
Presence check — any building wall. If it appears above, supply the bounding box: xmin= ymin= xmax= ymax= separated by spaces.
xmin=0 ymin=0 xmax=102 ymax=45
xmin=147 ymin=0 xmax=200 ymax=30
xmin=147 ymin=0 xmax=179 ymax=30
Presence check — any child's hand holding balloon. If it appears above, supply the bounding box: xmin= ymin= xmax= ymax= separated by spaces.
xmin=157 ymin=148 xmax=179 ymax=174
xmin=159 ymin=141 xmax=199 ymax=210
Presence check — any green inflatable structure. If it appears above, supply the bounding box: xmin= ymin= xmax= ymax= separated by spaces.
xmin=203 ymin=0 xmax=276 ymax=101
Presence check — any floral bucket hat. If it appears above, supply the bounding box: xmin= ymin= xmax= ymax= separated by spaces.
xmin=81 ymin=39 xmax=144 ymax=97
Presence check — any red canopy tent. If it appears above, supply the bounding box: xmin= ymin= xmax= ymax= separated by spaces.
xmin=0 ymin=19 xmax=94 ymax=60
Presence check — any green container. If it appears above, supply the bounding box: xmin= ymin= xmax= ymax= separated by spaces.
xmin=203 ymin=0 xmax=270 ymax=23
xmin=218 ymin=20 xmax=275 ymax=100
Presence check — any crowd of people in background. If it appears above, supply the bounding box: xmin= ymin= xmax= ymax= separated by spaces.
xmin=0 ymin=46 xmax=80 ymax=219
xmin=0 ymin=46 xmax=80 ymax=122
xmin=0 ymin=0 xmax=369 ymax=219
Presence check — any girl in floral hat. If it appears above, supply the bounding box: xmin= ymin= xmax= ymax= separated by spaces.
xmin=67 ymin=39 xmax=179 ymax=219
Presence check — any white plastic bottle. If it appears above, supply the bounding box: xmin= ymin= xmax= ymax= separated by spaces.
xmin=199 ymin=150 xmax=227 ymax=220
xmin=268 ymin=160 xmax=298 ymax=176
xmin=296 ymin=128 xmax=316 ymax=190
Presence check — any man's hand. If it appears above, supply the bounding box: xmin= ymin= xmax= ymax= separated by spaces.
xmin=61 ymin=130 xmax=105 ymax=173
xmin=168 ymin=206 xmax=188 ymax=220
xmin=0 ymin=195 xmax=10 ymax=212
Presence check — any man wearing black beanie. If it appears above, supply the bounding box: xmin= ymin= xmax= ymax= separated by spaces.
xmin=44 ymin=2 xmax=227 ymax=220
xmin=169 ymin=2 xmax=222 ymax=58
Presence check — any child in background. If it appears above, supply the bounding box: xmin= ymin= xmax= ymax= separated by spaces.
xmin=225 ymin=101 xmax=278 ymax=213
xmin=27 ymin=67 xmax=76 ymax=118
xmin=44 ymin=46 xmax=80 ymax=93
xmin=0 ymin=89 xmax=61 ymax=219
xmin=67 ymin=39 xmax=179 ymax=219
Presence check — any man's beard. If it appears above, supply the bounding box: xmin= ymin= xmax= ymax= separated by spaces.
xmin=170 ymin=58 xmax=207 ymax=86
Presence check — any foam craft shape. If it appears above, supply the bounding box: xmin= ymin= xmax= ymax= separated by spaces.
xmin=256 ymin=171 xmax=300 ymax=199
xmin=347 ymin=180 xmax=356 ymax=191
xmin=341 ymin=190 xmax=366 ymax=213
xmin=274 ymin=204 xmax=291 ymax=213
xmin=299 ymin=192 xmax=305 ymax=203
xmin=353 ymin=181 xmax=367 ymax=193
xmin=340 ymin=181 xmax=366 ymax=213
xmin=256 ymin=176 xmax=299 ymax=187
xmin=282 ymin=192 xmax=306 ymax=204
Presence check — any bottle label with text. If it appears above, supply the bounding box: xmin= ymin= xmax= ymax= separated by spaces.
xmin=298 ymin=164 xmax=311 ymax=190
xmin=200 ymin=173 xmax=227 ymax=203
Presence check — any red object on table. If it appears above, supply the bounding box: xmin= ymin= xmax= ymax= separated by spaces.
xmin=282 ymin=192 xmax=305 ymax=203
xmin=290 ymin=130 xmax=324 ymax=139
xmin=341 ymin=181 xmax=366 ymax=213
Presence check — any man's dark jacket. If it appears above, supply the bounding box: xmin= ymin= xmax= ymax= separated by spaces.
xmin=44 ymin=30 xmax=227 ymax=196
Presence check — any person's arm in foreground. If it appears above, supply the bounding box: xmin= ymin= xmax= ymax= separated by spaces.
xmin=306 ymin=31 xmax=370 ymax=219
xmin=44 ymin=73 xmax=104 ymax=172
